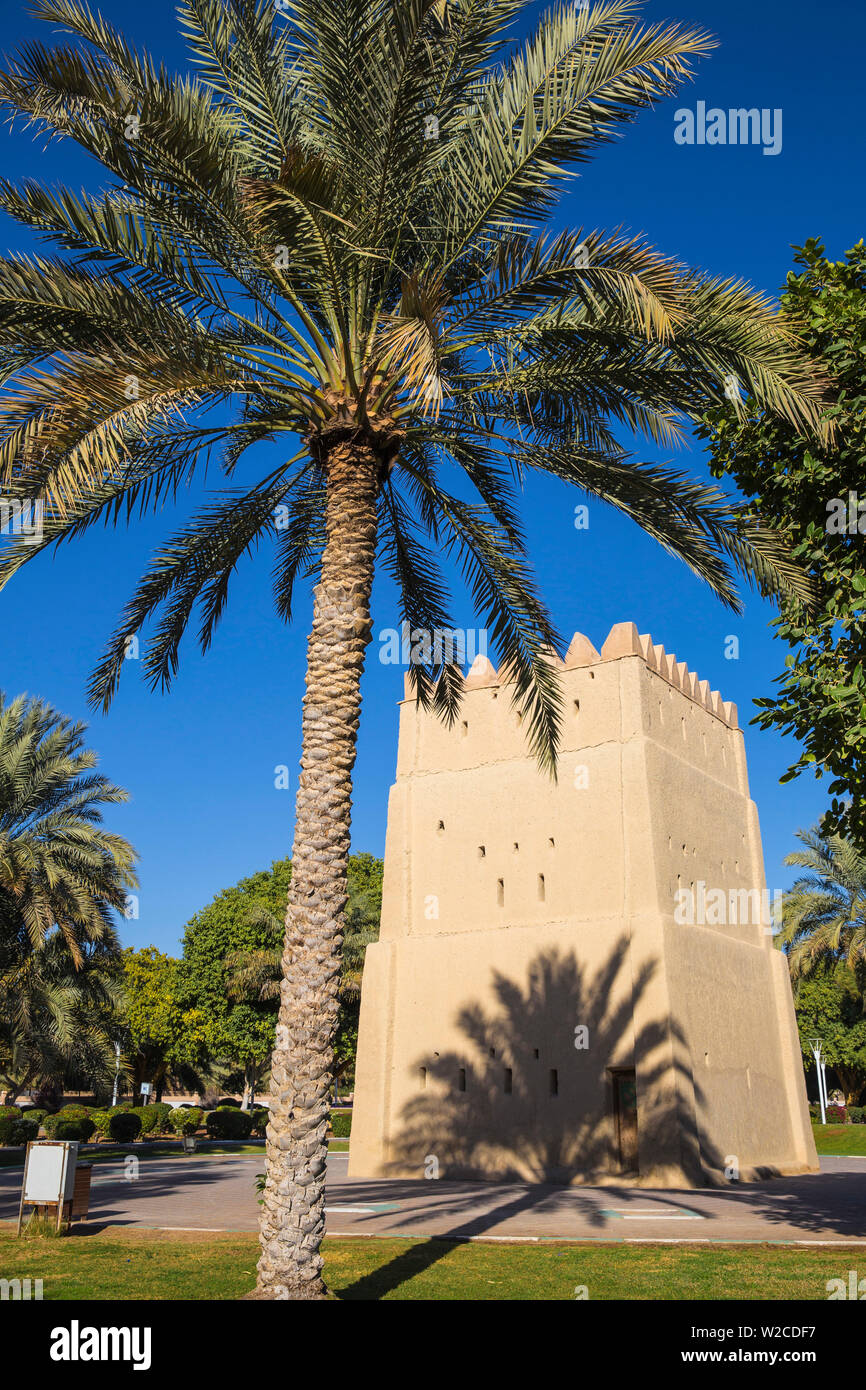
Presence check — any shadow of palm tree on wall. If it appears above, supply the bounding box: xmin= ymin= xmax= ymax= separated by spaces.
xmin=338 ymin=943 xmax=721 ymax=1298
xmin=383 ymin=940 xmax=713 ymax=1187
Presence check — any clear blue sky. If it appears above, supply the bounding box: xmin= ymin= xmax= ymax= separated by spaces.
xmin=1 ymin=0 xmax=863 ymax=953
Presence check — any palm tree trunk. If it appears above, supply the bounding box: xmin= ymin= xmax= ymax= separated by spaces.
xmin=255 ymin=441 xmax=379 ymax=1299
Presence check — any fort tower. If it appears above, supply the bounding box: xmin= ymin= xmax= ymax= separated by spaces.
xmin=349 ymin=623 xmax=818 ymax=1186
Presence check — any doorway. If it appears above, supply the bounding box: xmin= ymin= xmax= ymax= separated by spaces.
xmin=611 ymin=1068 xmax=639 ymax=1173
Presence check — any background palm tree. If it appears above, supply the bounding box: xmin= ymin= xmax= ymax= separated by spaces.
xmin=0 ymin=0 xmax=825 ymax=1296
xmin=777 ymin=828 xmax=866 ymax=979
xmin=0 ymin=690 xmax=136 ymax=1102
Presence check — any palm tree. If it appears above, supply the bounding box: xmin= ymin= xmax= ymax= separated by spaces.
xmin=0 ymin=1 xmax=825 ymax=1296
xmin=0 ymin=934 xmax=125 ymax=1105
xmin=777 ymin=828 xmax=866 ymax=979
xmin=0 ymin=690 xmax=136 ymax=1101
xmin=0 ymin=692 xmax=137 ymax=963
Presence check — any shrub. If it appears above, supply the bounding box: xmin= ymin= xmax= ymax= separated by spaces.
xmin=11 ymin=1118 xmax=39 ymax=1145
xmin=21 ymin=1108 xmax=49 ymax=1129
xmin=168 ymin=1106 xmax=203 ymax=1136
xmin=205 ymin=1108 xmax=253 ymax=1140
xmin=826 ymin=1104 xmax=847 ymax=1125
xmin=109 ymin=1111 xmax=142 ymax=1142
xmin=848 ymin=1106 xmax=865 ymax=1124
xmin=90 ymin=1110 xmax=113 ymax=1140
xmin=148 ymin=1102 xmax=172 ymax=1132
xmin=330 ymin=1110 xmax=353 ymax=1138
xmin=250 ymin=1109 xmax=269 ymax=1137
xmin=132 ymin=1107 xmax=160 ymax=1137
xmin=0 ymin=1107 xmax=22 ymax=1144
xmin=43 ymin=1114 xmax=95 ymax=1142
xmin=216 ymin=1097 xmax=241 ymax=1108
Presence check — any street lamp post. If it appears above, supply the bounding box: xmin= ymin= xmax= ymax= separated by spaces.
xmin=111 ymin=1041 xmax=121 ymax=1108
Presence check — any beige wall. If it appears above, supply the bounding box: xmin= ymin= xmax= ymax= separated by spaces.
xmin=350 ymin=624 xmax=818 ymax=1187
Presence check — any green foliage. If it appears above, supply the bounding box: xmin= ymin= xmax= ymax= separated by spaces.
xmin=121 ymin=946 xmax=208 ymax=1095
xmin=109 ymin=1110 xmax=141 ymax=1142
xmin=699 ymin=240 xmax=866 ymax=838
xmin=249 ymin=1108 xmax=269 ymax=1137
xmin=10 ymin=1117 xmax=38 ymax=1145
xmin=131 ymin=1106 xmax=160 ymax=1136
xmin=792 ymin=961 xmax=866 ymax=1105
xmin=0 ymin=1 xmax=827 ymax=779
xmin=21 ymin=1108 xmax=48 ymax=1128
xmin=168 ymin=1106 xmax=203 ymax=1136
xmin=148 ymin=1101 xmax=172 ymax=1131
xmin=205 ymin=1108 xmax=253 ymax=1140
xmin=43 ymin=1112 xmax=95 ymax=1141
xmin=0 ymin=693 xmax=134 ymax=1105
xmin=330 ymin=1110 xmax=352 ymax=1138
xmin=0 ymin=1106 xmax=20 ymax=1143
xmin=848 ymin=1106 xmax=865 ymax=1124
xmin=218 ymin=854 xmax=381 ymax=1079
xmin=778 ymin=828 xmax=866 ymax=977
xmin=90 ymin=1109 xmax=113 ymax=1139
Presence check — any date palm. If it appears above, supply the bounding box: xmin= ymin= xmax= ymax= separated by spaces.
xmin=777 ymin=828 xmax=866 ymax=979
xmin=0 ymin=692 xmax=137 ymax=963
xmin=0 ymin=0 xmax=825 ymax=1296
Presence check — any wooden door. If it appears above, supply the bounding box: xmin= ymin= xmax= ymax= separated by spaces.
xmin=613 ymin=1069 xmax=639 ymax=1173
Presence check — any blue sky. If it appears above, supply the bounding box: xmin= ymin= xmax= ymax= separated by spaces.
xmin=1 ymin=0 xmax=863 ymax=953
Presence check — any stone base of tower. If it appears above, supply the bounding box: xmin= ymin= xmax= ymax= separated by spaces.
xmin=349 ymin=918 xmax=818 ymax=1189
xmin=349 ymin=623 xmax=819 ymax=1190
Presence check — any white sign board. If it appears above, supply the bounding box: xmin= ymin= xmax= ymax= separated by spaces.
xmin=22 ymin=1142 xmax=78 ymax=1204
xmin=140 ymin=1083 xmax=152 ymax=1096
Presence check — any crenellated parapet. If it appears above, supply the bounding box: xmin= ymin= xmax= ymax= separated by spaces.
xmin=401 ymin=620 xmax=737 ymax=728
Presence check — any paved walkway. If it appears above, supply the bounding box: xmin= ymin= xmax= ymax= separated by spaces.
xmin=2 ymin=1154 xmax=865 ymax=1244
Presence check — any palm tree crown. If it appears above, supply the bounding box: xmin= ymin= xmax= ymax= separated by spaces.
xmin=0 ymin=691 xmax=137 ymax=963
xmin=778 ymin=828 xmax=866 ymax=979
xmin=0 ymin=0 xmax=823 ymax=762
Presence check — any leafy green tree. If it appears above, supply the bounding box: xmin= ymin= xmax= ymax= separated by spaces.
xmin=121 ymin=946 xmax=207 ymax=1099
xmin=0 ymin=1 xmax=825 ymax=1296
xmin=699 ymin=240 xmax=866 ymax=838
xmin=792 ymin=963 xmax=866 ymax=1107
xmin=179 ymin=862 xmax=291 ymax=1109
xmin=777 ymin=827 xmax=866 ymax=978
xmin=225 ymin=854 xmax=382 ymax=1084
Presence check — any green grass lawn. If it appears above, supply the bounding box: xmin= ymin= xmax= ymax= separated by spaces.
xmin=0 ymin=1229 xmax=857 ymax=1300
xmin=811 ymin=1125 xmax=866 ymax=1155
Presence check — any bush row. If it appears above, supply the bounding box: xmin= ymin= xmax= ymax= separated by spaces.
xmin=0 ymin=1101 xmax=281 ymax=1144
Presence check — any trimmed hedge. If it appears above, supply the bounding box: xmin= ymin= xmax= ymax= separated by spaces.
xmin=21 ymin=1108 xmax=49 ymax=1128
xmin=132 ymin=1106 xmax=160 ymax=1137
xmin=0 ymin=1108 xmax=40 ymax=1145
xmin=205 ymin=1108 xmax=253 ymax=1140
xmin=148 ymin=1102 xmax=172 ymax=1132
xmin=109 ymin=1111 xmax=142 ymax=1142
xmin=848 ymin=1106 xmax=865 ymax=1124
xmin=90 ymin=1110 xmax=113 ymax=1139
xmin=168 ymin=1106 xmax=203 ymax=1136
xmin=250 ymin=1109 xmax=269 ymax=1137
xmin=43 ymin=1107 xmax=95 ymax=1141
xmin=330 ymin=1110 xmax=353 ymax=1138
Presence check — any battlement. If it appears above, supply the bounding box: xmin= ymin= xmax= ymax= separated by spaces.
xmin=401 ymin=621 xmax=738 ymax=729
